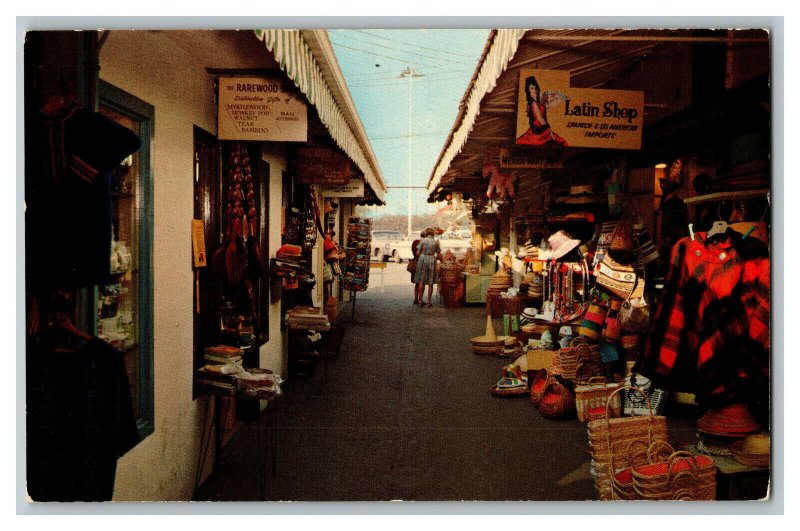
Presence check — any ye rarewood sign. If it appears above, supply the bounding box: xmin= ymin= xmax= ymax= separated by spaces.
xmin=515 ymin=69 xmax=644 ymax=150
xmin=218 ymin=77 xmax=307 ymax=141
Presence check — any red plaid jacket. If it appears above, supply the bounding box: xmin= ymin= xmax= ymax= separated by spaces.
xmin=637 ymin=230 xmax=770 ymax=407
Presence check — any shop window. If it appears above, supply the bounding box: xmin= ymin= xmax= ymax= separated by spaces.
xmin=193 ymin=136 xmax=270 ymax=395
xmin=97 ymin=80 xmax=154 ymax=442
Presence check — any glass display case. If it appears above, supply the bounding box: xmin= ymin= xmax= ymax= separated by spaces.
xmin=95 ymin=81 xmax=154 ymax=439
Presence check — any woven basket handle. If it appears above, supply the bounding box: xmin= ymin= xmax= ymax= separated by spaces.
xmin=667 ymin=451 xmax=698 ymax=478
xmin=586 ymin=376 xmax=607 ymax=385
xmin=672 ymin=488 xmax=696 ymax=501
xmin=605 ymin=385 xmax=654 ymax=421
xmin=625 ymin=439 xmax=650 ymax=466
xmin=647 ymin=440 xmax=675 ymax=464
xmin=570 ymin=336 xmax=590 ymax=347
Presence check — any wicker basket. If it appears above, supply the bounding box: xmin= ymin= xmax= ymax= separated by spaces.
xmin=587 ymin=386 xmax=669 ymax=500
xmin=631 ymin=450 xmax=717 ymax=500
xmin=560 ymin=341 xmax=602 ymax=381
xmin=611 ymin=440 xmax=674 ymax=500
xmin=439 ymin=263 xmax=464 ymax=282
xmin=537 ymin=379 xmax=576 ymax=419
xmin=575 ymin=378 xmax=622 ymax=422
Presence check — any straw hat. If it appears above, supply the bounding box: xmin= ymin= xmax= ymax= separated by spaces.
xmin=548 ymin=230 xmax=581 ymax=261
xmin=490 ymin=364 xmax=529 ymax=397
xmin=554 ymin=185 xmax=597 ymax=205
xmin=729 ymin=433 xmax=770 ymax=468
xmin=471 ymin=315 xmax=504 ymax=353
xmin=697 ymin=403 xmax=761 ymax=437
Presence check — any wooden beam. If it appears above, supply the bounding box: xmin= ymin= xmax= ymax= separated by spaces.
xmin=683 ymin=189 xmax=770 ymax=204
xmin=522 ymin=34 xmax=768 ymax=44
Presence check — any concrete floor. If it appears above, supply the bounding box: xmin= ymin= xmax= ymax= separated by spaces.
xmin=193 ymin=263 xmax=697 ymax=502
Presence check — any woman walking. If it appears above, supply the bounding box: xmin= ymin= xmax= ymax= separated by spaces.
xmin=411 ymin=230 xmax=425 ymax=304
xmin=414 ymin=228 xmax=442 ymax=307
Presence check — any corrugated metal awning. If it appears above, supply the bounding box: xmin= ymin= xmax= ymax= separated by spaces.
xmin=255 ymin=29 xmax=388 ymax=203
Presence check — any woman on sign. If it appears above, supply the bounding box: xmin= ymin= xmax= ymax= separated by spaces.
xmin=516 ymin=74 xmax=568 ymax=146
xmin=414 ymin=228 xmax=442 ymax=307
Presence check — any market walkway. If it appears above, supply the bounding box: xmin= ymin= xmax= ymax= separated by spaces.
xmin=194 ymin=263 xmax=601 ymax=501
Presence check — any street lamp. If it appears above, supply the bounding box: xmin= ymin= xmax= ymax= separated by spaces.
xmin=399 ymin=67 xmax=423 ymax=239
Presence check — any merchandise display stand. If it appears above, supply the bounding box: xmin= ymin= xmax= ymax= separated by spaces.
xmin=343 ymin=217 xmax=372 ymax=322
xmin=194 ymin=387 xmax=279 ymax=501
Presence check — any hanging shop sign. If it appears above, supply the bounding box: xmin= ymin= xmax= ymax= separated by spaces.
xmin=295 ymin=147 xmax=352 ymax=185
xmin=514 ymin=69 xmax=644 ymax=150
xmin=320 ymin=177 xmax=365 ymax=198
xmin=498 ymin=148 xmax=564 ymax=169
xmin=218 ymin=76 xmax=307 ymax=141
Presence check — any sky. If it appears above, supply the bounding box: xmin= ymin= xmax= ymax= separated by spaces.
xmin=329 ymin=29 xmax=490 ymax=217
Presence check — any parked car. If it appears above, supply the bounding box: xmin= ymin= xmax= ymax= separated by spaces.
xmin=371 ymin=230 xmax=418 ymax=262
xmin=438 ymin=234 xmax=473 ymax=257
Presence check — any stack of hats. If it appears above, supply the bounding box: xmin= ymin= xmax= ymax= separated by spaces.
xmin=549 ymin=185 xmax=600 ymax=224
xmin=554 ymin=185 xmax=598 ymax=205
xmin=499 ymin=337 xmax=523 ymax=358
xmin=488 ymin=269 xmax=513 ymax=291
xmin=517 ymin=240 xmax=540 ymax=261
xmin=519 ymin=271 xmax=544 ymax=298
xmin=520 ymin=307 xmax=539 ymax=327
xmin=470 ymin=315 xmax=505 ymax=355
xmin=696 ymin=403 xmax=761 ymax=438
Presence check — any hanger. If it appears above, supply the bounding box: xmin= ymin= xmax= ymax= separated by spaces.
xmin=706 ymin=201 xmax=728 ymax=240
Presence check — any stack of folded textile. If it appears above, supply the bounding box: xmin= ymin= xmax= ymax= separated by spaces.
xmin=271 ymin=244 xmax=311 ymax=278
xmin=285 ymin=306 xmax=330 ymax=331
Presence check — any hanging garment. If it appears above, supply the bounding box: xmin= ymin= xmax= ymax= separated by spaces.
xmin=636 ymin=230 xmax=770 ymax=407
xmin=27 ymin=110 xmax=142 ymax=289
xmin=27 ymin=337 xmax=139 ymax=501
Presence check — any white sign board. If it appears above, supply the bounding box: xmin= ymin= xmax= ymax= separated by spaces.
xmin=320 ymin=178 xmax=365 ymax=198
xmin=218 ymin=77 xmax=307 ymax=141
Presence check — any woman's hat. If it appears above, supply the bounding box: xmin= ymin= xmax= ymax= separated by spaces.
xmin=489 ymin=364 xmax=529 ymax=397
xmin=471 ymin=315 xmax=505 ymax=351
xmin=729 ymin=433 xmax=770 ymax=467
xmin=697 ymin=403 xmax=761 ymax=437
xmin=548 ymin=230 xmax=581 ymax=261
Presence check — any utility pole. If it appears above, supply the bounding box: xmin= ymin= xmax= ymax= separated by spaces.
xmin=399 ymin=66 xmax=423 ymax=239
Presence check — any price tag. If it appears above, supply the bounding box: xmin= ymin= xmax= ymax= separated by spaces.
xmin=192 ymin=219 xmax=207 ymax=268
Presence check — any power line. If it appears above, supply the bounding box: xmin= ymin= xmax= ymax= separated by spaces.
xmin=347 ymin=74 xmax=475 ymax=88
xmin=340 ymin=67 xmax=473 ymax=81
xmin=330 ymin=30 xmax=475 ymax=66
xmin=348 ymin=29 xmax=479 ymax=60
xmin=369 ymin=131 xmax=451 ymax=140
xmin=329 ymin=39 xmax=474 ymax=70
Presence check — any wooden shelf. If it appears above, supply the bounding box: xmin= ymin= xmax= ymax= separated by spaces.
xmin=683 ymin=189 xmax=770 ymax=204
